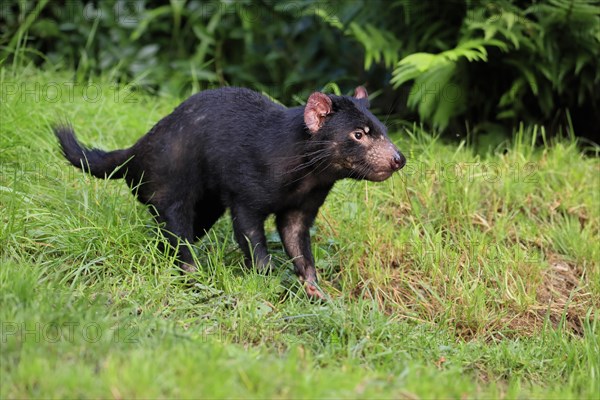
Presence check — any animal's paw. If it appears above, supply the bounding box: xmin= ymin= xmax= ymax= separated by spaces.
xmin=180 ymin=262 xmax=198 ymax=273
xmin=256 ymin=259 xmax=274 ymax=275
xmin=304 ymin=281 xmax=326 ymax=301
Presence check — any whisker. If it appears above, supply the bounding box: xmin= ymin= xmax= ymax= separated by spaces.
xmin=286 ymin=154 xmax=334 ymax=184
xmin=285 ymin=150 xmax=332 ymax=174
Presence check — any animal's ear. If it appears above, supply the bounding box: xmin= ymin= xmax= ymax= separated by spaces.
xmin=304 ymin=92 xmax=333 ymax=133
xmin=354 ymin=86 xmax=370 ymax=107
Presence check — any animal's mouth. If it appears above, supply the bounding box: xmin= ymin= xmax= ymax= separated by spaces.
xmin=369 ymin=169 xmax=395 ymax=182
xmin=358 ymin=167 xmax=396 ymax=182
xmin=346 ymin=162 xmax=399 ymax=182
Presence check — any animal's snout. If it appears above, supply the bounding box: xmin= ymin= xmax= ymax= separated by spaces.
xmin=390 ymin=151 xmax=406 ymax=171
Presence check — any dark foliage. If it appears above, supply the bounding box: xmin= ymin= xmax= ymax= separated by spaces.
xmin=1 ymin=0 xmax=598 ymax=141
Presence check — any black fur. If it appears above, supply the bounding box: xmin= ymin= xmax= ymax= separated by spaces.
xmin=55 ymin=87 xmax=405 ymax=298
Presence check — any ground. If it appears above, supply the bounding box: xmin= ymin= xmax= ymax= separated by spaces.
xmin=1 ymin=68 xmax=598 ymax=398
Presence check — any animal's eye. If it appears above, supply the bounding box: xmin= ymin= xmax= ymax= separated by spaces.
xmin=353 ymin=131 xmax=363 ymax=140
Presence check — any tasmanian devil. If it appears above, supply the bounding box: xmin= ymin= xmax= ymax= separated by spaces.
xmin=54 ymin=86 xmax=406 ymax=299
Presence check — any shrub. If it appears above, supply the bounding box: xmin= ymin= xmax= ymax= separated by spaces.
xmin=1 ymin=0 xmax=598 ymax=140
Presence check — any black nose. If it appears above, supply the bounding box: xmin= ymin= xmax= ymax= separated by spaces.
xmin=391 ymin=152 xmax=406 ymax=171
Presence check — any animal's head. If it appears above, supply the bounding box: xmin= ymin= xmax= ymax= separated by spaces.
xmin=304 ymin=86 xmax=405 ymax=182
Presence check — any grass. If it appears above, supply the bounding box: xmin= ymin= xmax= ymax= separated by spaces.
xmin=1 ymin=67 xmax=599 ymax=398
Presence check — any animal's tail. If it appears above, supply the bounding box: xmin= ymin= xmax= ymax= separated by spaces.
xmin=53 ymin=124 xmax=133 ymax=180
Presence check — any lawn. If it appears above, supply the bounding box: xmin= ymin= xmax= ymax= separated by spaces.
xmin=1 ymin=68 xmax=599 ymax=398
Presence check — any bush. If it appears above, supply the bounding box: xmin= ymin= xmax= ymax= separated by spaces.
xmin=0 ymin=0 xmax=369 ymax=99
xmin=1 ymin=0 xmax=598 ymax=141
xmin=390 ymin=0 xmax=600 ymax=140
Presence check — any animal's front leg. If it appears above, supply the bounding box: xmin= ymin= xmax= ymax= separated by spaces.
xmin=276 ymin=209 xmax=323 ymax=299
xmin=230 ymin=206 xmax=271 ymax=272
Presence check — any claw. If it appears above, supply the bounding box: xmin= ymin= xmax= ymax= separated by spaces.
xmin=180 ymin=262 xmax=197 ymax=273
xmin=304 ymin=281 xmax=325 ymax=300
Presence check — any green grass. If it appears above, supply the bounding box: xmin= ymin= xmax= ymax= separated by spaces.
xmin=1 ymin=67 xmax=599 ymax=399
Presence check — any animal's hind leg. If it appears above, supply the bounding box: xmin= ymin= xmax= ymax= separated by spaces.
xmin=153 ymin=200 xmax=197 ymax=273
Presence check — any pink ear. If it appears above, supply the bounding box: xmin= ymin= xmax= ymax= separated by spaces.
xmin=304 ymin=92 xmax=333 ymax=133
xmin=354 ymin=86 xmax=368 ymax=99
